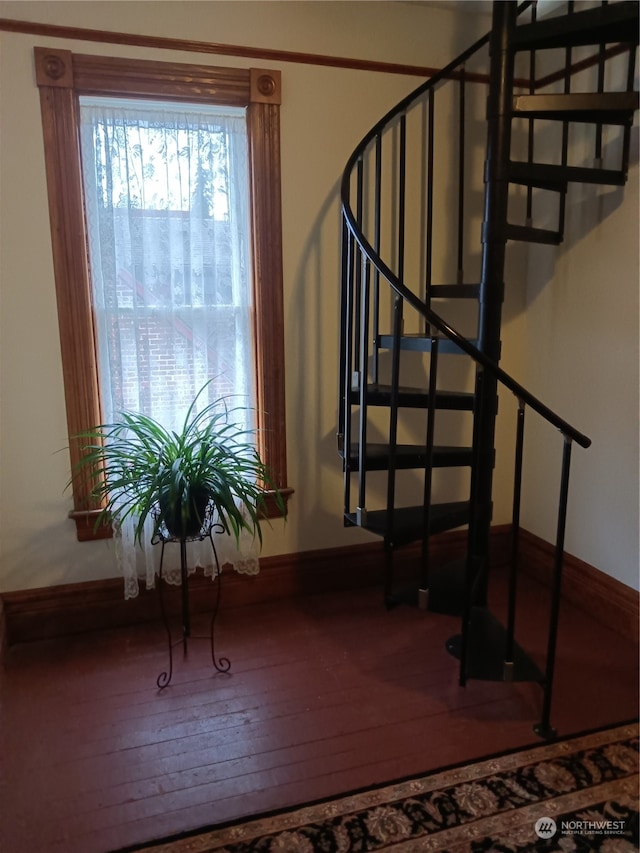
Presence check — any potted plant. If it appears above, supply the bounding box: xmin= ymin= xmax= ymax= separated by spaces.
xmin=70 ymin=382 xmax=284 ymax=545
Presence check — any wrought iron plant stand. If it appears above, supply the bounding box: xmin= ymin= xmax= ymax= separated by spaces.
xmin=152 ymin=503 xmax=231 ymax=689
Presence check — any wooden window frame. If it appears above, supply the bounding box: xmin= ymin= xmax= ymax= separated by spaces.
xmin=35 ymin=47 xmax=290 ymax=541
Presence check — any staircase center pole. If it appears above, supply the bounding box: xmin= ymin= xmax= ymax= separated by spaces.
xmin=468 ymin=0 xmax=517 ymax=605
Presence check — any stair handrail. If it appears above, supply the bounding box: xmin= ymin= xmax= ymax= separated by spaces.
xmin=342 ymin=215 xmax=591 ymax=449
xmin=340 ymin=0 xmax=591 ymax=450
xmin=340 ymin=1 xmax=533 ymax=198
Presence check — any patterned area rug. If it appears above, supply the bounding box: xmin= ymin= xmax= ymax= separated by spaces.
xmin=127 ymin=722 xmax=638 ymax=852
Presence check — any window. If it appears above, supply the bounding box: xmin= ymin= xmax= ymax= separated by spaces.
xmin=80 ymin=98 xmax=255 ymax=431
xmin=35 ymin=48 xmax=289 ymax=540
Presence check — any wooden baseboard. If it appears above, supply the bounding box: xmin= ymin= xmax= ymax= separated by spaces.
xmin=0 ymin=595 xmax=6 ymax=661
xmin=0 ymin=526 xmax=511 ymax=646
xmin=518 ymin=529 xmax=639 ymax=643
xmin=11 ymin=525 xmax=635 ymax=646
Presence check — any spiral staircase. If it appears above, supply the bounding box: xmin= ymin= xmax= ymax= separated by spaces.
xmin=337 ymin=0 xmax=638 ymax=736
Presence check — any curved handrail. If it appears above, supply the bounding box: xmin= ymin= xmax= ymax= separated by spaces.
xmin=340 ymin=0 xmax=591 ymax=450
xmin=340 ymin=1 xmax=532 ymax=204
xmin=342 ymin=217 xmax=591 ymax=448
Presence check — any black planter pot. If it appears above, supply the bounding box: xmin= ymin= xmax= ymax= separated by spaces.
xmin=159 ymin=486 xmax=211 ymax=539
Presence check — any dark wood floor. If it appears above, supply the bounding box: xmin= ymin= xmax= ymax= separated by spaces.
xmin=0 ymin=567 xmax=637 ymax=853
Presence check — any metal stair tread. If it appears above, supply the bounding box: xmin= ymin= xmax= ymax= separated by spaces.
xmin=506 ymin=223 xmax=563 ymax=245
xmin=377 ymin=333 xmax=478 ymax=354
xmin=344 ymin=501 xmax=470 ymax=546
xmin=512 ymin=92 xmax=639 ymax=125
xmin=509 ymin=160 xmax=627 ymax=188
xmin=429 ymin=283 xmax=481 ymax=299
xmin=512 ymin=2 xmax=640 ymax=51
xmin=508 ymin=166 xmax=568 ymax=192
xmin=344 ymin=442 xmax=473 ymax=471
xmin=350 ymin=383 xmax=475 ymax=411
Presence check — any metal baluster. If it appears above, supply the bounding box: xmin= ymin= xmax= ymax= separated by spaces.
xmin=534 ymin=435 xmax=573 ymax=740
xmin=384 ymin=294 xmax=403 ymax=603
xmin=342 ymin=228 xmax=355 ymax=518
xmin=459 ymin=366 xmax=487 ymax=687
xmin=457 ymin=66 xmax=466 ymax=284
xmin=372 ymin=133 xmax=382 ymax=385
xmin=384 ymin=114 xmax=407 ymax=558
xmin=594 ymin=1 xmax=608 ymax=167
xmin=504 ymin=398 xmax=526 ymax=679
xmin=526 ymin=3 xmax=537 ymax=227
xmin=354 ymin=158 xmax=364 ymax=373
xmin=349 ymin=158 xmax=364 ymax=519
xmin=356 ymin=256 xmax=371 ymax=524
xmin=419 ymin=335 xmax=439 ymax=609
xmin=337 ymin=218 xmax=350 ymax=447
xmin=425 ymin=90 xmax=435 ymax=330
xmin=558 ymin=1 xmax=574 ymax=237
xmin=398 ymin=113 xmax=407 ymax=285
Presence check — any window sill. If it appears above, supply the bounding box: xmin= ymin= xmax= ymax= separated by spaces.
xmin=70 ymin=487 xmax=293 ymax=541
xmin=260 ymin=487 xmax=294 ymax=520
xmin=69 ymin=509 xmax=113 ymax=542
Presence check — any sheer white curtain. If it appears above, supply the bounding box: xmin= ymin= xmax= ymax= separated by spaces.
xmin=79 ymin=97 xmax=259 ymax=597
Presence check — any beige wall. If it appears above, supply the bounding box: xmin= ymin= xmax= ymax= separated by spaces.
xmin=0 ymin=1 xmax=491 ymax=591
xmin=518 ymin=52 xmax=639 ymax=591
xmin=521 ymin=161 xmax=639 ymax=590
xmin=1 ymin=1 xmax=636 ymax=596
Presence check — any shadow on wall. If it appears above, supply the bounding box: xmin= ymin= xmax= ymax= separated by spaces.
xmin=1 ymin=507 xmax=117 ymax=592
xmin=289 ymin=177 xmax=348 ymax=550
xmin=512 ymin=122 xmax=636 ymax=306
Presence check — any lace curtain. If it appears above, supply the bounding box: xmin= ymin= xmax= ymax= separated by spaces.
xmin=79 ymin=97 xmax=259 ymax=597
